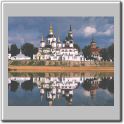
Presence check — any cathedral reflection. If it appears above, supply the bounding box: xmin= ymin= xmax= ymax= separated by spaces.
xmin=8 ymin=72 xmax=114 ymax=106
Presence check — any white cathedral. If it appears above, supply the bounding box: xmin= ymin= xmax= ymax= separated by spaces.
xmin=33 ymin=24 xmax=85 ymax=61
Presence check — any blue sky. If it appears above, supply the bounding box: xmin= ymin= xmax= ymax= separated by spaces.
xmin=8 ymin=17 xmax=114 ymax=49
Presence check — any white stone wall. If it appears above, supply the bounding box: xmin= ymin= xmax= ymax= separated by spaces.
xmin=11 ymin=56 xmax=31 ymax=60
xmin=60 ymin=48 xmax=78 ymax=56
xmin=62 ymin=55 xmax=84 ymax=61
xmin=50 ymin=55 xmax=60 ymax=60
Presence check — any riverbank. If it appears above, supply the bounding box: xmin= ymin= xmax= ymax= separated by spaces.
xmin=8 ymin=66 xmax=114 ymax=72
xmin=8 ymin=60 xmax=114 ymax=67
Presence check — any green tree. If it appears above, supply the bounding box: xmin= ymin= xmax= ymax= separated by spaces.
xmin=108 ymin=43 xmax=114 ymax=61
xmin=82 ymin=45 xmax=91 ymax=59
xmin=33 ymin=47 xmax=38 ymax=54
xmin=100 ymin=43 xmax=114 ymax=61
xmin=10 ymin=81 xmax=19 ymax=92
xmin=74 ymin=43 xmax=80 ymax=52
xmin=8 ymin=46 xmax=10 ymax=53
xmin=21 ymin=80 xmax=34 ymax=91
xmin=10 ymin=44 xmax=20 ymax=56
xmin=100 ymin=48 xmax=109 ymax=61
xmin=21 ymin=43 xmax=38 ymax=59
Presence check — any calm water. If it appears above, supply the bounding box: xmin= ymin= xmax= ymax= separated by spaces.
xmin=8 ymin=72 xmax=114 ymax=106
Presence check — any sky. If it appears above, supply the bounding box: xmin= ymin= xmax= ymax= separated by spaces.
xmin=8 ymin=17 xmax=114 ymax=49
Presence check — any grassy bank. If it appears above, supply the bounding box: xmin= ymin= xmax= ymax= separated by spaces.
xmin=9 ymin=71 xmax=114 ymax=77
xmin=8 ymin=60 xmax=114 ymax=67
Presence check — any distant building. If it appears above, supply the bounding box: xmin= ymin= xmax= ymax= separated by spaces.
xmin=90 ymin=37 xmax=102 ymax=61
xmin=8 ymin=25 xmax=103 ymax=62
xmin=10 ymin=49 xmax=31 ymax=60
xmin=8 ymin=53 xmax=11 ymax=60
xmin=33 ymin=25 xmax=85 ymax=61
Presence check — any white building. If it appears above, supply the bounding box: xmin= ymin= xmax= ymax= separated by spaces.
xmin=8 ymin=53 xmax=11 ymax=60
xmin=11 ymin=49 xmax=31 ymax=60
xmin=33 ymin=25 xmax=85 ymax=62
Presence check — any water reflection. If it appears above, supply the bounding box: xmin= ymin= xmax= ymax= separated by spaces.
xmin=8 ymin=72 xmax=114 ymax=106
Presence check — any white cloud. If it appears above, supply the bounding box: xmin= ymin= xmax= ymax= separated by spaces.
xmin=73 ymin=25 xmax=114 ymax=38
xmin=73 ymin=26 xmax=96 ymax=37
xmin=97 ymin=25 xmax=114 ymax=36
xmin=83 ymin=26 xmax=96 ymax=37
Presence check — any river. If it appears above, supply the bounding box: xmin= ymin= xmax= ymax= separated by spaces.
xmin=8 ymin=72 xmax=114 ymax=106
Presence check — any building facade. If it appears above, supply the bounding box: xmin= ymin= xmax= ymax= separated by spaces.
xmin=10 ymin=49 xmax=31 ymax=60
xmin=33 ymin=25 xmax=85 ymax=61
xmin=90 ymin=37 xmax=102 ymax=61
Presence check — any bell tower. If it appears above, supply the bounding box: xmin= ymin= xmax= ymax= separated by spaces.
xmin=91 ymin=36 xmax=96 ymax=49
xmin=49 ymin=24 xmax=54 ymax=35
xmin=68 ymin=25 xmax=73 ymax=39
xmin=40 ymin=34 xmax=45 ymax=48
xmin=47 ymin=24 xmax=56 ymax=45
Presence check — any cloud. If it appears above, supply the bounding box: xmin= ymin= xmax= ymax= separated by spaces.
xmin=83 ymin=26 xmax=96 ymax=37
xmin=97 ymin=25 xmax=114 ymax=36
xmin=73 ymin=24 xmax=114 ymax=38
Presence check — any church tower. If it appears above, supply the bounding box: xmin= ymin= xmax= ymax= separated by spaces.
xmin=57 ymin=36 xmax=62 ymax=48
xmin=49 ymin=24 xmax=54 ymax=35
xmin=51 ymin=35 xmax=57 ymax=48
xmin=65 ymin=25 xmax=74 ymax=48
xmin=47 ymin=24 xmax=56 ymax=45
xmin=90 ymin=36 xmax=96 ymax=49
xmin=68 ymin=25 xmax=73 ymax=39
xmin=40 ymin=34 xmax=45 ymax=48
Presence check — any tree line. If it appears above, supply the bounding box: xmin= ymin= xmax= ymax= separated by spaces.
xmin=8 ymin=43 xmax=81 ymax=59
xmin=82 ymin=43 xmax=114 ymax=61
xmin=8 ymin=43 xmax=38 ymax=59
xmin=8 ymin=42 xmax=114 ymax=61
